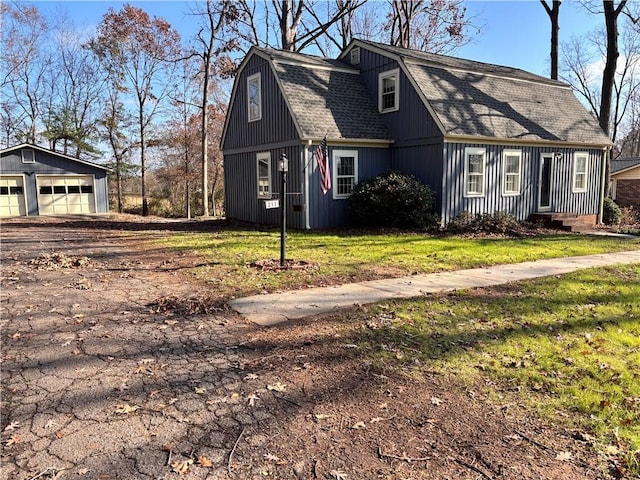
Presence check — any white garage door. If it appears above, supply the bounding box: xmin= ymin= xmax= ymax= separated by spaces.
xmin=37 ymin=176 xmax=96 ymax=215
xmin=0 ymin=176 xmax=27 ymax=217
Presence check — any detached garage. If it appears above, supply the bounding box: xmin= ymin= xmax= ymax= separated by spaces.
xmin=0 ymin=144 xmax=110 ymax=217
xmin=611 ymin=157 xmax=640 ymax=210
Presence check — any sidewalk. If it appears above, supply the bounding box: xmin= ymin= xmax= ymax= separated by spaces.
xmin=229 ymin=250 xmax=640 ymax=325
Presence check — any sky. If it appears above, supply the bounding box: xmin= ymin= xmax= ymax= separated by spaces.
xmin=29 ymin=0 xmax=603 ymax=78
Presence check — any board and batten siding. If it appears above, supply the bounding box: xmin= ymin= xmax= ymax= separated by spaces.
xmin=390 ymin=143 xmax=444 ymax=213
xmin=306 ymin=145 xmax=390 ymax=229
xmin=356 ymin=48 xmax=442 ymax=143
xmin=441 ymin=143 xmax=603 ymax=224
xmin=0 ymin=148 xmax=109 ymax=215
xmin=222 ymin=54 xmax=299 ymax=152
xmin=224 ymin=144 xmax=305 ymax=230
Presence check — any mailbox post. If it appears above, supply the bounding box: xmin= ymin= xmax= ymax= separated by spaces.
xmin=278 ymin=153 xmax=288 ymax=267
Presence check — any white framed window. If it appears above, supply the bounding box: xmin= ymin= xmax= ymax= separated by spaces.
xmin=332 ymin=150 xmax=358 ymax=199
xmin=22 ymin=149 xmax=35 ymax=163
xmin=256 ymin=152 xmax=271 ymax=198
xmin=572 ymin=152 xmax=588 ymax=192
xmin=247 ymin=72 xmax=262 ymax=122
xmin=378 ymin=69 xmax=399 ymax=113
xmin=464 ymin=147 xmax=485 ymax=197
xmin=350 ymin=46 xmax=360 ymax=65
xmin=502 ymin=150 xmax=522 ymax=196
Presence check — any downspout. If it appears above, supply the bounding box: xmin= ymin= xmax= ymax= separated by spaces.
xmin=304 ymin=140 xmax=311 ymax=230
xmin=598 ymin=146 xmax=609 ymax=224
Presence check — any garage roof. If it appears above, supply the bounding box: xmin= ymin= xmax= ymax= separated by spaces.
xmin=0 ymin=144 xmax=112 ymax=172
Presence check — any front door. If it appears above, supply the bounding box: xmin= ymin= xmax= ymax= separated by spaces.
xmin=538 ymin=154 xmax=552 ymax=211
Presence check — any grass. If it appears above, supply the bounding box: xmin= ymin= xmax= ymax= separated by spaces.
xmin=356 ymin=265 xmax=640 ymax=474
xmin=156 ymin=228 xmax=640 ymax=299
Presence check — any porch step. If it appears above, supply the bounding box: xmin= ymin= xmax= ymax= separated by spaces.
xmin=529 ymin=213 xmax=594 ymax=233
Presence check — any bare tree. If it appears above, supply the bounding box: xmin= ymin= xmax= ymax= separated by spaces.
xmin=541 ymin=0 xmax=561 ymax=79
xmin=385 ymin=0 xmax=474 ymax=54
xmin=192 ymin=0 xmax=239 ymax=216
xmin=89 ymin=5 xmax=181 ymax=216
xmin=1 ymin=3 xmax=50 ymax=144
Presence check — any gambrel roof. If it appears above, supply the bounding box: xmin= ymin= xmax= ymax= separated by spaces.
xmin=344 ymin=39 xmax=612 ymax=147
xmin=226 ymin=47 xmax=392 ymax=143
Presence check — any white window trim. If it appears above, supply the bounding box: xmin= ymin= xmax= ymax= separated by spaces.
xmin=21 ymin=149 xmax=35 ymax=163
xmin=247 ymin=72 xmax=262 ymax=122
xmin=378 ymin=68 xmax=399 ymax=113
xmin=464 ymin=147 xmax=486 ymax=198
xmin=332 ymin=150 xmax=358 ymax=200
xmin=572 ymin=152 xmax=588 ymax=193
xmin=501 ymin=150 xmax=522 ymax=196
xmin=256 ymin=152 xmax=271 ymax=199
xmin=350 ymin=46 xmax=360 ymax=65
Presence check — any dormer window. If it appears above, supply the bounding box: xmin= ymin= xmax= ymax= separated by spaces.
xmin=350 ymin=47 xmax=360 ymax=65
xmin=247 ymin=72 xmax=262 ymax=122
xmin=378 ymin=69 xmax=399 ymax=113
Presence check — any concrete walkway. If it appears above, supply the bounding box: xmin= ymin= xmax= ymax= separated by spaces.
xmin=230 ymin=250 xmax=640 ymax=325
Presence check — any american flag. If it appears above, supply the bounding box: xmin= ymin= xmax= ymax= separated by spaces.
xmin=314 ymin=136 xmax=330 ymax=194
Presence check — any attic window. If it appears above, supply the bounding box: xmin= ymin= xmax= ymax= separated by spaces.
xmin=22 ymin=149 xmax=35 ymax=163
xmin=573 ymin=152 xmax=588 ymax=192
xmin=378 ymin=69 xmax=399 ymax=113
xmin=350 ymin=47 xmax=360 ymax=65
xmin=247 ymin=72 xmax=262 ymax=122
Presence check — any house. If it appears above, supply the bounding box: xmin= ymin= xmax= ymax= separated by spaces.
xmin=221 ymin=39 xmax=612 ymax=229
xmin=611 ymin=157 xmax=640 ymax=210
xmin=0 ymin=144 xmax=110 ymax=217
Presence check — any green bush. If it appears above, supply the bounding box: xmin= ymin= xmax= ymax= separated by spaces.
xmin=446 ymin=211 xmax=520 ymax=234
xmin=349 ymin=171 xmax=437 ymax=229
xmin=602 ymin=197 xmax=622 ymax=225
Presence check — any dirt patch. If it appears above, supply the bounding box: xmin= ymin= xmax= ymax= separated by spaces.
xmin=0 ymin=216 xmax=617 ymax=479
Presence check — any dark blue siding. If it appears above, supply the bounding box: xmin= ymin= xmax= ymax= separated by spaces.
xmin=441 ymin=143 xmax=603 ymax=223
xmin=390 ymin=143 xmax=444 ymax=214
xmin=222 ymin=55 xmax=299 ymax=151
xmin=1 ymin=148 xmax=109 ymax=215
xmin=306 ymin=145 xmax=390 ymax=229
xmin=224 ymin=144 xmax=305 ymax=230
xmin=357 ymin=47 xmax=442 ymax=143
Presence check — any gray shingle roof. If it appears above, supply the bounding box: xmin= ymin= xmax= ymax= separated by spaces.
xmin=261 ymin=49 xmax=391 ymax=141
xmin=349 ymin=40 xmax=610 ymax=145
xmin=612 ymin=157 xmax=640 ymax=174
xmin=406 ymin=62 xmax=611 ymax=144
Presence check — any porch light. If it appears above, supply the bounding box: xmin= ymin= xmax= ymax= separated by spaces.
xmin=278 ymin=152 xmax=288 ymax=172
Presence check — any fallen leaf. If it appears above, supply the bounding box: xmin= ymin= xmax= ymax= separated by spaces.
xmin=3 ymin=421 xmax=19 ymax=432
xmin=266 ymin=382 xmax=286 ymax=392
xmin=171 ymin=458 xmax=193 ymax=475
xmin=195 ymin=387 xmax=206 ymax=394
xmin=556 ymin=451 xmax=572 ymax=461
xmin=77 ymin=468 xmax=90 ymax=475
xmin=430 ymin=397 xmax=443 ymax=406
xmin=350 ymin=421 xmax=366 ymax=430
xmin=247 ymin=394 xmax=259 ymax=407
xmin=5 ymin=434 xmax=22 ymax=446
xmin=197 ymin=455 xmax=213 ymax=467
xmin=330 ymin=470 xmax=348 ymax=480
xmin=244 ymin=373 xmax=259 ymax=380
xmin=165 ymin=320 xmax=178 ymax=326
xmin=263 ymin=453 xmax=280 ymax=462
xmin=605 ymin=445 xmax=619 ymax=455
xmin=114 ymin=404 xmax=139 ymax=415
xmin=11 ymin=332 xmax=21 ymax=339
xmin=55 ymin=431 xmax=65 ymax=439
xmin=314 ymin=413 xmax=332 ymax=420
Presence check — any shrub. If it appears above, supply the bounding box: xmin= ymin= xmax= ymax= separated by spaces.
xmin=602 ymin=197 xmax=622 ymax=225
xmin=349 ymin=171 xmax=438 ymax=229
xmin=446 ymin=211 xmax=520 ymax=235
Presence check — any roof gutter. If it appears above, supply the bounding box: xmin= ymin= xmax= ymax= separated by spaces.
xmin=444 ymin=134 xmax=613 ymax=150
xmin=303 ymin=137 xmax=394 ymax=148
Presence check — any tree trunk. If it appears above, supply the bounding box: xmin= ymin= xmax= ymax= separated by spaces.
xmin=600 ymin=0 xmax=626 ymax=197
xmin=540 ymin=0 xmax=561 ymax=80
xmin=140 ymin=108 xmax=148 ymax=216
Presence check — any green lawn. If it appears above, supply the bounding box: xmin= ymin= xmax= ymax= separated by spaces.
xmin=157 ymin=228 xmax=640 ymax=299
xmin=356 ymin=264 xmax=640 ymax=474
